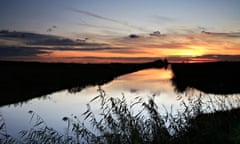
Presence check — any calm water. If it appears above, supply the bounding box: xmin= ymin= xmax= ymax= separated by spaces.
xmin=1 ymin=67 xmax=240 ymax=138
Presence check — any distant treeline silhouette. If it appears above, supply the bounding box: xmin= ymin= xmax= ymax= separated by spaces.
xmin=171 ymin=62 xmax=240 ymax=94
xmin=0 ymin=59 xmax=166 ymax=106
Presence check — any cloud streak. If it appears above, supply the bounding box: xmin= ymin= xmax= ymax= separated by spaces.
xmin=194 ymin=54 xmax=240 ymax=61
xmin=0 ymin=46 xmax=50 ymax=57
xmin=29 ymin=38 xmax=106 ymax=46
xmin=152 ymin=15 xmax=176 ymax=23
xmin=1 ymin=29 xmax=240 ymax=63
xmin=0 ymin=30 xmax=59 ymax=40
xmin=69 ymin=8 xmax=150 ymax=32
xmin=166 ymin=54 xmax=240 ymax=63
xmin=77 ymin=22 xmax=130 ymax=33
xmin=201 ymin=31 xmax=240 ymax=38
xmin=70 ymin=8 xmax=124 ymax=25
xmin=0 ymin=46 xmax=124 ymax=59
xmin=0 ymin=31 xmax=107 ymax=47
xmin=41 ymin=47 xmax=121 ymax=51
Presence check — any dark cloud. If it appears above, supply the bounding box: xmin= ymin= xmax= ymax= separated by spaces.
xmin=149 ymin=31 xmax=161 ymax=37
xmin=47 ymin=25 xmax=57 ymax=32
xmin=129 ymin=88 xmax=138 ymax=93
xmin=201 ymin=31 xmax=240 ymax=38
xmin=30 ymin=38 xmax=78 ymax=46
xmin=0 ymin=30 xmax=106 ymax=47
xmin=47 ymin=28 xmax=52 ymax=32
xmin=167 ymin=54 xmax=240 ymax=62
xmin=0 ymin=30 xmax=58 ymax=40
xmin=40 ymin=47 xmax=121 ymax=51
xmin=0 ymin=30 xmax=9 ymax=33
xmin=0 ymin=46 xmax=49 ymax=57
xmin=0 ymin=31 xmax=128 ymax=60
xmin=76 ymin=38 xmax=88 ymax=42
xmin=29 ymin=38 xmax=107 ymax=46
xmin=0 ymin=45 xmax=123 ymax=59
xmin=128 ymin=34 xmax=140 ymax=39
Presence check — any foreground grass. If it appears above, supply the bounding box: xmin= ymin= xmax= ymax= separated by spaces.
xmin=1 ymin=87 xmax=240 ymax=144
xmin=178 ymin=108 xmax=240 ymax=144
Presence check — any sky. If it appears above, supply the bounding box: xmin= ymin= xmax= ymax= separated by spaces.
xmin=0 ymin=0 xmax=240 ymax=63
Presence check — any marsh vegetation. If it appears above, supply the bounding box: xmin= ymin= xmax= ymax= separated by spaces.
xmin=1 ymin=87 xmax=240 ymax=144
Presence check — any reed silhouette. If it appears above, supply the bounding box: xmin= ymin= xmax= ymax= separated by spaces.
xmin=1 ymin=87 xmax=240 ymax=144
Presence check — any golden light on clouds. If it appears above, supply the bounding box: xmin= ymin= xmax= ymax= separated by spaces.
xmin=1 ymin=29 xmax=239 ymax=63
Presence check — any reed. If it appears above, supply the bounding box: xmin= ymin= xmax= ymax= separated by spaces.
xmin=1 ymin=87 xmax=240 ymax=144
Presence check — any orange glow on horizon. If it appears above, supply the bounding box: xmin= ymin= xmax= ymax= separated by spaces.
xmin=36 ymin=34 xmax=240 ymax=63
xmin=39 ymin=50 xmax=161 ymax=59
xmin=169 ymin=45 xmax=206 ymax=57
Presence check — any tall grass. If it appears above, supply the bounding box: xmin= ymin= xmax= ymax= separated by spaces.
xmin=1 ymin=87 xmax=240 ymax=144
xmin=0 ymin=112 xmax=19 ymax=144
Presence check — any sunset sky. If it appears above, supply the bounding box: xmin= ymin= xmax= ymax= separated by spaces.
xmin=0 ymin=0 xmax=240 ymax=63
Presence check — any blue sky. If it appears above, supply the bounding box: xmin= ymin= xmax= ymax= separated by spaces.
xmin=1 ymin=0 xmax=239 ymax=35
xmin=0 ymin=0 xmax=240 ymax=63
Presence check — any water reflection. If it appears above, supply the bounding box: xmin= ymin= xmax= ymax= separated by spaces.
xmin=0 ymin=60 xmax=166 ymax=106
xmin=0 ymin=68 xmax=175 ymax=138
xmin=1 ymin=67 xmax=240 ymax=141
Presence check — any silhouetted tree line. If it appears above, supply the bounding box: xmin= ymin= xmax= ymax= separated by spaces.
xmin=0 ymin=59 xmax=166 ymax=106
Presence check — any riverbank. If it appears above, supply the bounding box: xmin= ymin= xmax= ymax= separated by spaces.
xmin=0 ymin=59 xmax=166 ymax=106
xmin=171 ymin=61 xmax=240 ymax=94
xmin=175 ymin=107 xmax=240 ymax=144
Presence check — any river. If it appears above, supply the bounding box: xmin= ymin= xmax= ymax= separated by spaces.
xmin=1 ymin=67 xmax=240 ymax=139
